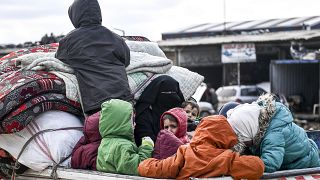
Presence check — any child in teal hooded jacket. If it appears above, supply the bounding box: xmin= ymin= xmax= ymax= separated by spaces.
xmin=96 ymin=99 xmax=154 ymax=175
xmin=227 ymin=93 xmax=320 ymax=173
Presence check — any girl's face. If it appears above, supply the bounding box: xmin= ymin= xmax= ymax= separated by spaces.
xmin=163 ymin=119 xmax=178 ymax=134
xmin=183 ymin=104 xmax=199 ymax=121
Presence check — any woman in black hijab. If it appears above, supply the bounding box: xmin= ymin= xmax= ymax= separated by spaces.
xmin=134 ymin=75 xmax=185 ymax=146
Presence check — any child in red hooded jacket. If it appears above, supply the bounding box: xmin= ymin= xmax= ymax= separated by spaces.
xmin=152 ymin=107 xmax=190 ymax=159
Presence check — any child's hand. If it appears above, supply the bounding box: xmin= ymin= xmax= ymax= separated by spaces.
xmin=141 ymin=137 xmax=154 ymax=148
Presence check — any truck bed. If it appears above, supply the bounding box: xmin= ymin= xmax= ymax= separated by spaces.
xmin=16 ymin=167 xmax=320 ymax=180
xmin=16 ymin=130 xmax=320 ymax=180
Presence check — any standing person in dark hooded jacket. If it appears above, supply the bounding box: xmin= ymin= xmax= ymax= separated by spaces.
xmin=134 ymin=75 xmax=185 ymax=146
xmin=55 ymin=0 xmax=132 ymax=115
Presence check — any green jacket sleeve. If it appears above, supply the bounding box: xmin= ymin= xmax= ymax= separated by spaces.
xmin=260 ymin=132 xmax=285 ymax=173
xmin=113 ymin=143 xmax=153 ymax=176
xmin=138 ymin=144 xmax=154 ymax=161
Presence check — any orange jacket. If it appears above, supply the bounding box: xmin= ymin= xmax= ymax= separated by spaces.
xmin=138 ymin=115 xmax=264 ymax=180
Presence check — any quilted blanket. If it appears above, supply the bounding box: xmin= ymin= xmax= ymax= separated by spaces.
xmin=14 ymin=51 xmax=172 ymax=101
xmin=162 ymin=66 xmax=204 ymax=100
xmin=0 ymin=43 xmax=59 ymax=75
xmin=9 ymin=52 xmax=79 ymax=102
xmin=1 ymin=93 xmax=81 ymax=134
xmin=125 ymin=40 xmax=166 ymax=58
xmin=9 ymin=48 xmax=174 ymax=101
xmin=15 ymin=52 xmax=74 ymax=73
xmin=128 ymin=66 xmax=204 ymax=101
xmin=126 ymin=51 xmax=172 ymax=74
xmin=0 ymin=70 xmax=66 ymax=119
xmin=126 ymin=40 xmax=203 ymax=100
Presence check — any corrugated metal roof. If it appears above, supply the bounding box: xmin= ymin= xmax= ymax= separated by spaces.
xmin=275 ymin=16 xmax=315 ymax=27
xmin=207 ymin=21 xmax=249 ymax=32
xmin=230 ymin=19 xmax=272 ymax=30
xmin=158 ymin=29 xmax=320 ymax=47
xmin=254 ymin=18 xmax=296 ymax=29
xmin=304 ymin=16 xmax=320 ymax=26
xmin=162 ymin=16 xmax=320 ymax=39
xmin=180 ymin=23 xmax=212 ymax=33
xmin=184 ymin=23 xmax=218 ymax=32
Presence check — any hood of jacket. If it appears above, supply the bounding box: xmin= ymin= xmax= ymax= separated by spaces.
xmin=68 ymin=0 xmax=102 ymax=28
xmin=191 ymin=115 xmax=238 ymax=150
xmin=160 ymin=107 xmax=188 ymax=139
xmin=99 ymin=99 xmax=134 ymax=141
xmin=268 ymin=102 xmax=293 ymax=128
xmin=84 ymin=111 xmax=101 ymax=142
xmin=252 ymin=93 xmax=277 ymax=147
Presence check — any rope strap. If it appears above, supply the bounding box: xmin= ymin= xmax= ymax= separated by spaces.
xmin=11 ymin=126 xmax=83 ymax=180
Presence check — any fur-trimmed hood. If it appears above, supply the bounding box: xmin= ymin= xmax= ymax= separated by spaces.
xmin=229 ymin=93 xmax=277 ymax=153
xmin=253 ymin=93 xmax=277 ymax=147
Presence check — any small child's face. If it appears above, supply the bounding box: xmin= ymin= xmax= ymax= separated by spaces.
xmin=183 ymin=104 xmax=199 ymax=121
xmin=163 ymin=119 xmax=178 ymax=135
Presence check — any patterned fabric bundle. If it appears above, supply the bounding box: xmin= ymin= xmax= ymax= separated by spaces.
xmin=2 ymin=93 xmax=81 ymax=133
xmin=0 ymin=44 xmax=82 ymax=134
xmin=0 ymin=70 xmax=66 ymax=119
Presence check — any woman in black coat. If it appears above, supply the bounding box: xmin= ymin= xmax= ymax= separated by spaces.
xmin=134 ymin=75 xmax=185 ymax=146
xmin=56 ymin=0 xmax=132 ymax=115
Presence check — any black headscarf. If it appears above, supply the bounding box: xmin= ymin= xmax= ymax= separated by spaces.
xmin=134 ymin=75 xmax=185 ymax=145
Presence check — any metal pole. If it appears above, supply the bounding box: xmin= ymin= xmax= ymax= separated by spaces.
xmin=223 ymin=64 xmax=226 ymax=86
xmin=237 ymin=62 xmax=240 ymax=85
xmin=177 ymin=48 xmax=181 ymax=66
xmin=223 ymin=0 xmax=227 ymax=34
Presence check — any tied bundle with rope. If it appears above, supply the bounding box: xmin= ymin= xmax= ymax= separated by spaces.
xmin=10 ymin=126 xmax=83 ymax=180
xmin=0 ymin=111 xmax=84 ymax=180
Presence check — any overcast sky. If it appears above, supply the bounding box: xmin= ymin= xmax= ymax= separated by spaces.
xmin=1 ymin=0 xmax=320 ymax=44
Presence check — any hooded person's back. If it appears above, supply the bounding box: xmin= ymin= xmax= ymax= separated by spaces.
xmin=56 ymin=0 xmax=132 ymax=115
